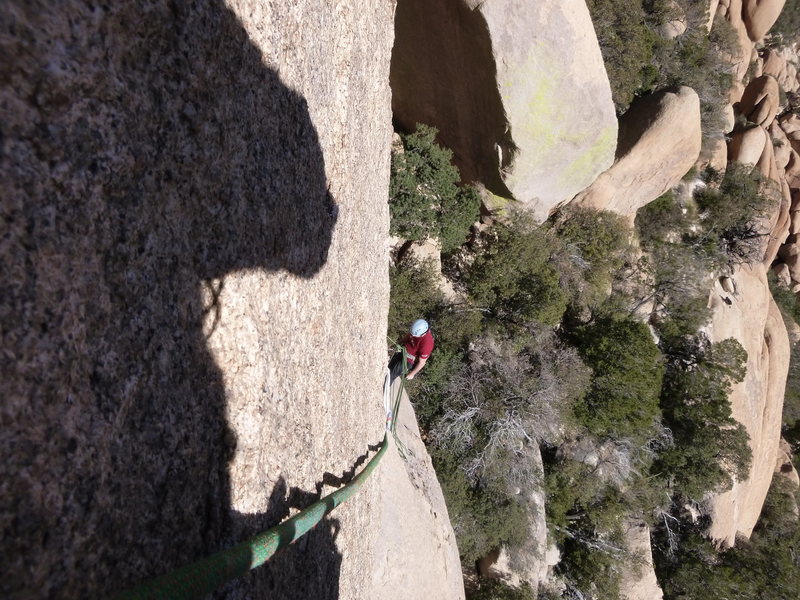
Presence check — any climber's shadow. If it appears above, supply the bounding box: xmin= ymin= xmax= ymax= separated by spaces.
xmin=1 ymin=1 xmax=341 ymax=599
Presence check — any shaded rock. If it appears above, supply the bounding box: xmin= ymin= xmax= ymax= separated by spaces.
xmin=573 ymin=87 xmax=701 ymax=217
xmin=707 ymin=265 xmax=790 ymax=546
xmin=0 ymin=1 xmax=396 ymax=598
xmin=723 ymin=103 xmax=736 ymax=133
xmin=619 ymin=520 xmax=664 ymax=600
xmin=743 ymin=0 xmax=787 ymax=41
xmin=391 ymin=0 xmax=617 ymax=221
xmin=737 ymin=75 xmax=781 ymax=127
xmin=729 ymin=125 xmax=768 ymax=165
xmin=776 ymin=438 xmax=800 ymax=488
xmin=373 ymin=379 xmax=465 ymax=600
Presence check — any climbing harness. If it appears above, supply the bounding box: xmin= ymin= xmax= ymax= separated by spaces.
xmin=114 ymin=345 xmax=412 ymax=599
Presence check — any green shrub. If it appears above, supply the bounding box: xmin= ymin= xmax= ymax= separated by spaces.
xmin=567 ymin=315 xmax=664 ymax=439
xmin=586 ymin=0 xmax=660 ymax=112
xmin=406 ymin=347 xmax=464 ymax=431
xmin=635 ymin=191 xmax=687 ymax=247
xmin=390 ymin=124 xmax=481 ymax=253
xmin=655 ymin=337 xmax=752 ymax=500
xmin=587 ymin=0 xmax=736 ymax=144
xmin=388 ymin=256 xmax=444 ymax=342
xmin=468 ymin=580 xmax=535 ymax=600
xmin=466 ymin=215 xmax=568 ymax=326
xmin=692 ymin=163 xmax=777 ymax=264
xmin=551 ymin=206 xmax=632 ymax=307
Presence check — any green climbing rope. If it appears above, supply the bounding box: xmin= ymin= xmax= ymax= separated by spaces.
xmin=113 ymin=434 xmax=389 ymax=600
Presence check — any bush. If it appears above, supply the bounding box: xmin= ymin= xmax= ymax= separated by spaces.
xmin=655 ymin=337 xmax=752 ymax=500
xmin=567 ymin=314 xmax=665 ymax=440
xmin=654 ymin=475 xmax=800 ymax=600
xmin=388 ymin=256 xmax=444 ymax=342
xmin=587 ymin=0 xmax=736 ymax=144
xmin=466 ymin=215 xmax=568 ymax=326
xmin=550 ymin=206 xmax=632 ymax=307
xmin=390 ymin=124 xmax=481 ymax=253
xmin=586 ymin=0 xmax=660 ymax=112
xmin=693 ymin=163 xmax=777 ymax=263
xmin=434 ymin=331 xmax=589 ymax=487
xmin=468 ymin=580 xmax=535 ymax=600
xmin=432 ymin=446 xmax=528 ymax=565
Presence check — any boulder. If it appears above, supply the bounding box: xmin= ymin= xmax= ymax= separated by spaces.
xmin=478 ymin=443 xmax=549 ymax=590
xmin=729 ymin=125 xmax=768 ymax=166
xmin=707 ymin=136 xmax=729 ymax=174
xmin=391 ymin=0 xmax=618 ymax=221
xmin=770 ymin=122 xmax=792 ymax=169
xmin=373 ymin=380 xmax=465 ymax=600
xmin=707 ymin=265 xmax=790 ymax=546
xmin=619 ymin=521 xmax=664 ymax=600
xmin=743 ymin=0 xmax=787 ymax=42
xmin=723 ymin=103 xmax=736 ymax=133
xmin=787 ymin=151 xmax=800 ymax=188
xmin=761 ymin=49 xmax=787 ymax=80
xmin=724 ymin=0 xmax=756 ymax=82
xmin=573 ymin=87 xmax=701 ymax=217
xmin=737 ymin=75 xmax=781 ymax=128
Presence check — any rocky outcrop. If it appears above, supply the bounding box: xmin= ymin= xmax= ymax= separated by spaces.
xmin=619 ymin=521 xmax=664 ymax=600
xmin=573 ymin=87 xmax=702 ymax=218
xmin=391 ymin=0 xmax=617 ymax=221
xmin=742 ymin=0 xmax=787 ymax=42
xmin=0 ymin=1 xmax=396 ymax=598
xmin=373 ymin=382 xmax=465 ymax=600
xmin=707 ymin=265 xmax=790 ymax=546
xmin=737 ymin=75 xmax=781 ymax=128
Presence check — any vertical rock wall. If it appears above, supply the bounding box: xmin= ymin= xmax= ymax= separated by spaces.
xmin=0 ymin=1 xmax=394 ymax=598
xmin=706 ymin=266 xmax=790 ymax=545
xmin=391 ymin=0 xmax=618 ymax=221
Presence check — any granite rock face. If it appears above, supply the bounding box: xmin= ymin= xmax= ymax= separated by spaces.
xmin=0 ymin=1 xmax=393 ymax=598
xmin=372 ymin=380 xmax=465 ymax=600
xmin=706 ymin=266 xmax=790 ymax=546
xmin=391 ymin=0 xmax=617 ymax=221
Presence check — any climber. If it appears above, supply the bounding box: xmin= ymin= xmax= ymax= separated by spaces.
xmin=396 ymin=318 xmax=434 ymax=380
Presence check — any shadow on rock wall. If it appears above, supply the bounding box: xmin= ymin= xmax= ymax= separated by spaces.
xmin=1 ymin=1 xmax=339 ymax=598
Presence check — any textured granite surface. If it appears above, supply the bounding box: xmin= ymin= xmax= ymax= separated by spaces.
xmin=0 ymin=1 xmax=393 ymax=597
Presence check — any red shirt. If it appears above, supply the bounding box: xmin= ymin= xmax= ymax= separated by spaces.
xmin=404 ymin=330 xmax=434 ymax=363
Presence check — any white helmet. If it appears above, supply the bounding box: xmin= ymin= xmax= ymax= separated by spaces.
xmin=410 ymin=319 xmax=429 ymax=337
